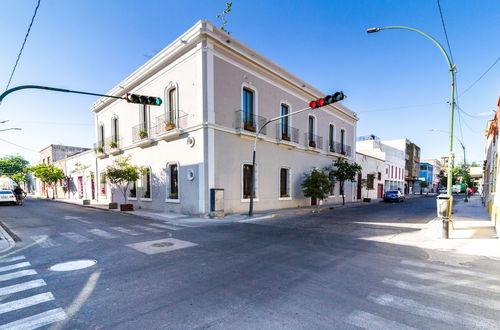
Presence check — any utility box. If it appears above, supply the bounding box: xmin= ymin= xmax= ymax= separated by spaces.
xmin=210 ymin=188 xmax=224 ymax=218
xmin=436 ymin=194 xmax=452 ymax=218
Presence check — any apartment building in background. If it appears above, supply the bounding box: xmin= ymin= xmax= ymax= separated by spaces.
xmin=382 ymin=139 xmax=421 ymax=194
xmin=421 ymin=159 xmax=443 ymax=192
xmin=78 ymin=20 xmax=358 ymax=216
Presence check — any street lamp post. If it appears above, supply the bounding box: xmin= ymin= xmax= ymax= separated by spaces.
xmin=368 ymin=26 xmax=456 ymax=238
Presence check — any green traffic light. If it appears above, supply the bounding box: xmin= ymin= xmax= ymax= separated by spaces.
xmin=156 ymin=98 xmax=162 ymax=105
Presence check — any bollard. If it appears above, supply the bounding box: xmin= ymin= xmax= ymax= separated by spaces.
xmin=442 ymin=218 xmax=449 ymax=239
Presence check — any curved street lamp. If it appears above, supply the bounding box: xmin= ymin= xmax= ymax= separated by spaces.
xmin=367 ymin=26 xmax=456 ymax=238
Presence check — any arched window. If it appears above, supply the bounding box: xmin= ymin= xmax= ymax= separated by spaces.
xmin=167 ymin=87 xmax=177 ymax=128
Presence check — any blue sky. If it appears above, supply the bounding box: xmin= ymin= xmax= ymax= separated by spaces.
xmin=0 ymin=0 xmax=498 ymax=165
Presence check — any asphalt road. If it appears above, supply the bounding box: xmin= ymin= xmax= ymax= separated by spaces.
xmin=0 ymin=197 xmax=499 ymax=329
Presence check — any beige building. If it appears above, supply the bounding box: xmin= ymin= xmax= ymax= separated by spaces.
xmin=89 ymin=21 xmax=358 ymax=216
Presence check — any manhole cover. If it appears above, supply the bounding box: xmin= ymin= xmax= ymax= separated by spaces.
xmin=49 ymin=259 xmax=97 ymax=272
xmin=152 ymin=242 xmax=174 ymax=248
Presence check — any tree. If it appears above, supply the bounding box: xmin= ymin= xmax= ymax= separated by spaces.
xmin=329 ymin=158 xmax=362 ymax=205
xmin=301 ymin=168 xmax=332 ymax=208
xmin=29 ymin=164 xmax=65 ymax=199
xmin=71 ymin=162 xmax=91 ymax=200
xmin=216 ymin=2 xmax=233 ymax=34
xmin=360 ymin=173 xmax=375 ymax=200
xmin=103 ymin=156 xmax=144 ymax=204
xmin=0 ymin=155 xmax=30 ymax=186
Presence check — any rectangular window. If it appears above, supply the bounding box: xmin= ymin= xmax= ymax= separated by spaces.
xmin=280 ymin=168 xmax=289 ymax=198
xmin=112 ymin=117 xmax=119 ymax=143
xmin=243 ymin=164 xmax=254 ymax=199
xmin=141 ymin=168 xmax=151 ymax=199
xmin=329 ymin=124 xmax=335 ymax=151
xmin=367 ymin=174 xmax=375 ymax=189
xmin=308 ymin=116 xmax=315 ymax=147
xmin=99 ymin=125 xmax=104 ymax=148
xmin=140 ymin=105 xmax=148 ymax=131
xmin=378 ymin=172 xmax=381 ymax=181
xmin=340 ymin=129 xmax=345 ymax=153
xmin=168 ymin=88 xmax=177 ymax=125
xmin=169 ymin=164 xmax=178 ymax=199
xmin=129 ymin=181 xmax=137 ymax=198
xmin=242 ymin=88 xmax=255 ymax=131
xmin=280 ymin=104 xmax=289 ymax=138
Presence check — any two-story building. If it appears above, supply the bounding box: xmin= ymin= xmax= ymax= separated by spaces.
xmin=90 ymin=21 xmax=358 ymax=216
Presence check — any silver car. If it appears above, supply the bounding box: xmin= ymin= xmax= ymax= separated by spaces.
xmin=0 ymin=189 xmax=17 ymax=205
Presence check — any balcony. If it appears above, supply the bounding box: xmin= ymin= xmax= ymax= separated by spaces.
xmin=94 ymin=142 xmax=107 ymax=159
xmin=327 ymin=141 xmax=352 ymax=157
xmin=276 ymin=124 xmax=299 ymax=147
xmin=132 ymin=123 xmax=154 ymax=148
xmin=234 ymin=110 xmax=267 ymax=137
xmin=105 ymin=136 xmax=123 ymax=156
xmin=304 ymin=133 xmax=323 ymax=152
xmin=155 ymin=110 xmax=188 ymax=141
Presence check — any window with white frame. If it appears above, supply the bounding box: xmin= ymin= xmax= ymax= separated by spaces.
xmin=140 ymin=104 xmax=149 ymax=132
xmin=340 ymin=129 xmax=346 ymax=154
xmin=111 ymin=117 xmax=119 ymax=144
xmin=167 ymin=87 xmax=177 ymax=128
xmin=98 ymin=124 xmax=105 ymax=149
xmin=242 ymin=88 xmax=255 ymax=131
xmin=329 ymin=124 xmax=335 ymax=152
xmin=279 ymin=168 xmax=290 ymax=198
xmin=141 ymin=167 xmax=151 ymax=199
xmin=242 ymin=164 xmax=255 ymax=199
xmin=308 ymin=116 xmax=315 ymax=147
xmin=167 ymin=163 xmax=179 ymax=200
xmin=280 ymin=104 xmax=290 ymax=140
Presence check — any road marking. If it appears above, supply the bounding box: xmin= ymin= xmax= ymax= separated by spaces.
xmin=126 ymin=238 xmax=198 ymax=255
xmin=0 ymin=279 xmax=46 ymax=296
xmin=0 ymin=307 xmax=67 ymax=329
xmin=110 ymin=226 xmax=142 ymax=236
xmin=394 ymin=268 xmax=500 ymax=294
xmin=0 ymin=292 xmax=54 ymax=314
xmin=0 ymin=256 xmax=25 ymax=264
xmin=0 ymin=269 xmax=37 ymax=282
xmin=0 ymin=262 xmax=31 ymax=273
xmin=148 ymin=223 xmax=182 ymax=231
xmin=64 ymin=216 xmax=81 ymax=220
xmin=131 ymin=225 xmax=165 ymax=233
xmin=88 ymin=229 xmax=117 ymax=239
xmin=60 ymin=232 xmax=92 ymax=243
xmin=31 ymin=235 xmax=61 ymax=248
xmin=344 ymin=310 xmax=417 ymax=330
xmin=401 ymin=259 xmax=498 ymax=281
xmin=367 ymin=292 xmax=498 ymax=329
xmin=382 ymin=278 xmax=500 ymax=311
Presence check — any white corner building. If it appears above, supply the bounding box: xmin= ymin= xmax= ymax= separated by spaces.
xmin=90 ymin=20 xmax=358 ymax=216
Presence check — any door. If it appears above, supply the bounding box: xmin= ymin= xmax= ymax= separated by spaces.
xmin=377 ymin=184 xmax=384 ymax=199
xmin=357 ymin=172 xmax=362 ymax=200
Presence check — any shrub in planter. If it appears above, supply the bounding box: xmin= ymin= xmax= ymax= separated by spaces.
xmin=96 ymin=146 xmax=104 ymax=153
xmin=109 ymin=141 xmax=118 ymax=149
xmin=82 ymin=199 xmax=91 ymax=205
xmin=169 ymin=193 xmax=179 ymax=199
xmin=108 ymin=202 xmax=118 ymax=209
xmin=309 ymin=141 xmax=316 ymax=148
xmin=363 ymin=198 xmax=371 ymax=203
xmin=165 ymin=122 xmax=176 ymax=131
xmin=138 ymin=130 xmax=148 ymax=139
xmin=120 ymin=204 xmax=134 ymax=211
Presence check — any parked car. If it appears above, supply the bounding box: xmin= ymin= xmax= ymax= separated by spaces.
xmin=0 ymin=189 xmax=17 ymax=205
xmin=383 ymin=190 xmax=405 ymax=203
xmin=438 ymin=188 xmax=447 ymax=194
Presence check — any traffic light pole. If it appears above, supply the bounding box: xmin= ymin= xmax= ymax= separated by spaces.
xmin=367 ymin=26 xmax=456 ymax=239
xmin=248 ymin=105 xmax=313 ymax=216
xmin=0 ymin=85 xmax=125 ymax=104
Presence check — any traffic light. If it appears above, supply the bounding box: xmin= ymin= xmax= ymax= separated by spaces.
xmin=309 ymin=91 xmax=346 ymax=109
xmin=126 ymin=93 xmax=162 ymax=106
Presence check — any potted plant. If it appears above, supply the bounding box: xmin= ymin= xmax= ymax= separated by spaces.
xmin=244 ymin=122 xmax=256 ymax=132
xmin=96 ymin=146 xmax=104 ymax=153
xmin=138 ymin=130 xmax=148 ymax=139
xmin=169 ymin=192 xmax=178 ymax=199
xmin=109 ymin=141 xmax=118 ymax=149
xmin=309 ymin=140 xmax=316 ymax=148
xmin=281 ymin=133 xmax=291 ymax=141
xmin=103 ymin=156 xmax=145 ymax=211
xmin=164 ymin=121 xmax=176 ymax=131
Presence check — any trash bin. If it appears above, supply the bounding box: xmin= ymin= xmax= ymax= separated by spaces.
xmin=436 ymin=194 xmax=452 ymax=218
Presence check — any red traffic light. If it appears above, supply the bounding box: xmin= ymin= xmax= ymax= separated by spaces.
xmin=309 ymin=91 xmax=346 ymax=109
xmin=309 ymin=100 xmax=318 ymax=108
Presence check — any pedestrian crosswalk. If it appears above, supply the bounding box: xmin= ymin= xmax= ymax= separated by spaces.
xmin=343 ymin=259 xmax=500 ymax=329
xmin=0 ymin=255 xmax=67 ymax=329
xmin=29 ymin=221 xmax=190 ymax=249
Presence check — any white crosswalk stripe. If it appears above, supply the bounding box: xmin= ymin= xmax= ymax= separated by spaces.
xmin=367 ymin=292 xmax=498 ymax=329
xmin=344 ymin=310 xmax=417 ymax=330
xmin=401 ymin=259 xmax=498 ymax=281
xmin=0 ymin=307 xmax=67 ymax=329
xmin=60 ymin=232 xmax=92 ymax=243
xmin=148 ymin=223 xmax=183 ymax=231
xmin=0 ymin=256 xmax=26 ymax=264
xmin=131 ymin=224 xmax=165 ymax=233
xmin=88 ymin=228 xmax=117 ymax=239
xmin=110 ymin=226 xmax=142 ymax=236
xmin=0 ymin=269 xmax=37 ymax=282
xmin=394 ymin=268 xmax=500 ymax=294
xmin=0 ymin=292 xmax=54 ymax=314
xmin=0 ymin=262 xmax=31 ymax=273
xmin=31 ymin=235 xmax=61 ymax=248
xmin=0 ymin=279 xmax=46 ymax=296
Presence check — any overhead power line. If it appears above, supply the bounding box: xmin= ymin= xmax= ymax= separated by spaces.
xmin=460 ymin=55 xmax=500 ymax=96
xmin=5 ymin=0 xmax=41 ymax=91
xmin=437 ymin=0 xmax=455 ymax=64
xmin=0 ymin=137 xmax=38 ymax=153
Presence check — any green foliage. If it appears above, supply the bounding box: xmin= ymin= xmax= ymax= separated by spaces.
xmin=216 ymin=2 xmax=233 ymax=34
xmin=301 ymin=168 xmax=332 ymax=204
xmin=29 ymin=164 xmax=65 ymax=199
xmin=329 ymin=158 xmax=362 ymax=205
xmin=452 ymin=166 xmax=472 ymax=187
xmin=104 ymin=156 xmax=145 ymax=203
xmin=0 ymin=155 xmax=30 ymax=184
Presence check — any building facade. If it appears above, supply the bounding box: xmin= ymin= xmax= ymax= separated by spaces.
xmin=421 ymin=158 xmax=442 ymax=192
xmin=86 ymin=21 xmax=357 ymax=216
xmin=382 ymin=139 xmax=421 ymax=194
xmin=355 ymin=151 xmax=385 ymax=200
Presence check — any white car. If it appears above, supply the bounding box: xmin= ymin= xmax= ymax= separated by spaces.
xmin=0 ymin=189 xmax=17 ymax=205
xmin=438 ymin=188 xmax=447 ymax=194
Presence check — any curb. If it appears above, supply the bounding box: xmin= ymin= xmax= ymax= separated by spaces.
xmin=0 ymin=221 xmax=16 ymax=254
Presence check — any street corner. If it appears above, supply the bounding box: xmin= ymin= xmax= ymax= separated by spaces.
xmin=126 ymin=238 xmax=198 ymax=255
xmin=0 ymin=221 xmax=16 ymax=254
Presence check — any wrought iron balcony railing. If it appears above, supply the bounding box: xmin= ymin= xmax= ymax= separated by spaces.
xmin=132 ymin=123 xmax=153 ymax=143
xmin=304 ymin=133 xmax=323 ymax=150
xmin=234 ymin=110 xmax=267 ymax=135
xmin=105 ymin=136 xmax=122 ymax=152
xmin=155 ymin=110 xmax=188 ymax=135
xmin=276 ymin=124 xmax=299 ymax=144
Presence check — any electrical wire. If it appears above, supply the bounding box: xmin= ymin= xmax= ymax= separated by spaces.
xmin=460 ymin=55 xmax=500 ymax=96
xmin=4 ymin=0 xmax=41 ymax=91
xmin=437 ymin=0 xmax=455 ymax=64
xmin=0 ymin=137 xmax=38 ymax=153
xmin=357 ymin=101 xmax=446 ymax=114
